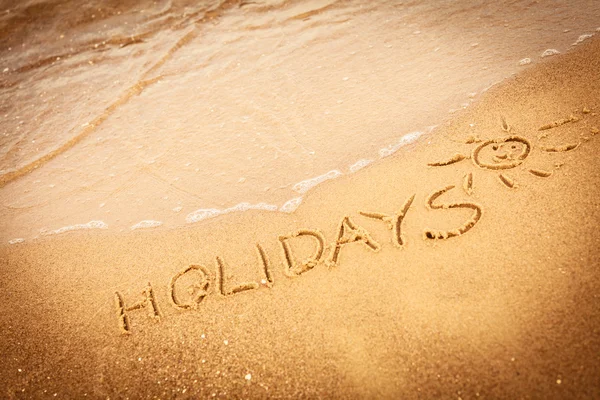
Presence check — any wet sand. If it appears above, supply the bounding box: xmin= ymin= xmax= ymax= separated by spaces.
xmin=1 ymin=32 xmax=600 ymax=399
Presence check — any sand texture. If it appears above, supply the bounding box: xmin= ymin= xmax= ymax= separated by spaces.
xmin=2 ymin=23 xmax=600 ymax=400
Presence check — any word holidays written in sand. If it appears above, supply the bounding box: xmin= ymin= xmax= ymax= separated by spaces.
xmin=114 ymin=110 xmax=598 ymax=335
xmin=114 ymin=187 xmax=482 ymax=335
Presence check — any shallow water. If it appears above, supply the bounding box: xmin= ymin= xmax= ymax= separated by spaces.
xmin=1 ymin=0 xmax=599 ymax=242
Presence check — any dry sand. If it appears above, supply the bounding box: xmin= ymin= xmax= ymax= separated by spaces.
xmin=1 ymin=26 xmax=600 ymax=400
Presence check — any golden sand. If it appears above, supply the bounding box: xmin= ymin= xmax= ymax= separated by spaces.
xmin=1 ymin=26 xmax=600 ymax=400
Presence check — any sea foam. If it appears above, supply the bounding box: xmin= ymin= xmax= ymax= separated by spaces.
xmin=518 ymin=58 xmax=532 ymax=66
xmin=185 ymin=209 xmax=221 ymax=223
xmin=186 ymin=202 xmax=278 ymax=224
xmin=379 ymin=131 xmax=424 ymax=158
xmin=280 ymin=197 xmax=303 ymax=213
xmin=573 ymin=34 xmax=593 ymax=46
xmin=292 ymin=170 xmax=343 ymax=194
xmin=349 ymin=158 xmax=374 ymax=173
xmin=541 ymin=49 xmax=560 ymax=57
xmin=42 ymin=220 xmax=108 ymax=236
xmin=131 ymin=220 xmax=163 ymax=230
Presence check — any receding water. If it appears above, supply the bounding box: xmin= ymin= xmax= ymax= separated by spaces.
xmin=1 ymin=0 xmax=599 ymax=242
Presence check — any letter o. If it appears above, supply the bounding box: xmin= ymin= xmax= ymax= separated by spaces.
xmin=169 ymin=264 xmax=211 ymax=310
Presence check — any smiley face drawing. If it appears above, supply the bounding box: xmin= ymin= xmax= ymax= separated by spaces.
xmin=472 ymin=136 xmax=531 ymax=170
xmin=427 ymin=114 xmax=588 ymax=191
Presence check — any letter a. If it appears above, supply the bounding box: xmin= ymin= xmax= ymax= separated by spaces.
xmin=326 ymin=216 xmax=381 ymax=267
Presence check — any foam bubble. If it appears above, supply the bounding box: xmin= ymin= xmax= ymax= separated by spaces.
xmin=42 ymin=220 xmax=108 ymax=235
xmin=379 ymin=131 xmax=424 ymax=158
xmin=541 ymin=49 xmax=560 ymax=57
xmin=251 ymin=203 xmax=279 ymax=212
xmin=131 ymin=220 xmax=163 ymax=230
xmin=482 ymin=80 xmax=502 ymax=93
xmin=292 ymin=170 xmax=342 ymax=194
xmin=349 ymin=159 xmax=374 ymax=173
xmin=172 ymin=206 xmax=183 ymax=213
xmin=8 ymin=238 xmax=24 ymax=245
xmin=185 ymin=208 xmax=222 ymax=223
xmin=517 ymin=58 xmax=532 ymax=66
xmin=280 ymin=197 xmax=303 ymax=213
xmin=573 ymin=34 xmax=593 ymax=45
xmin=185 ymin=202 xmax=278 ymax=224
xmin=227 ymin=202 xmax=278 ymax=213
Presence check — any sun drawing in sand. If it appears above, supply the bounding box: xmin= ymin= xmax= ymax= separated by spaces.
xmin=427 ymin=111 xmax=595 ymax=193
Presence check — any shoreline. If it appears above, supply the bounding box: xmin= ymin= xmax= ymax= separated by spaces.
xmin=2 ymin=1 xmax=600 ymax=244
xmin=1 ymin=125 xmax=432 ymax=244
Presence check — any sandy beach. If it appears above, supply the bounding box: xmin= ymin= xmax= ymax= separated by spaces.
xmin=1 ymin=1 xmax=600 ymax=399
